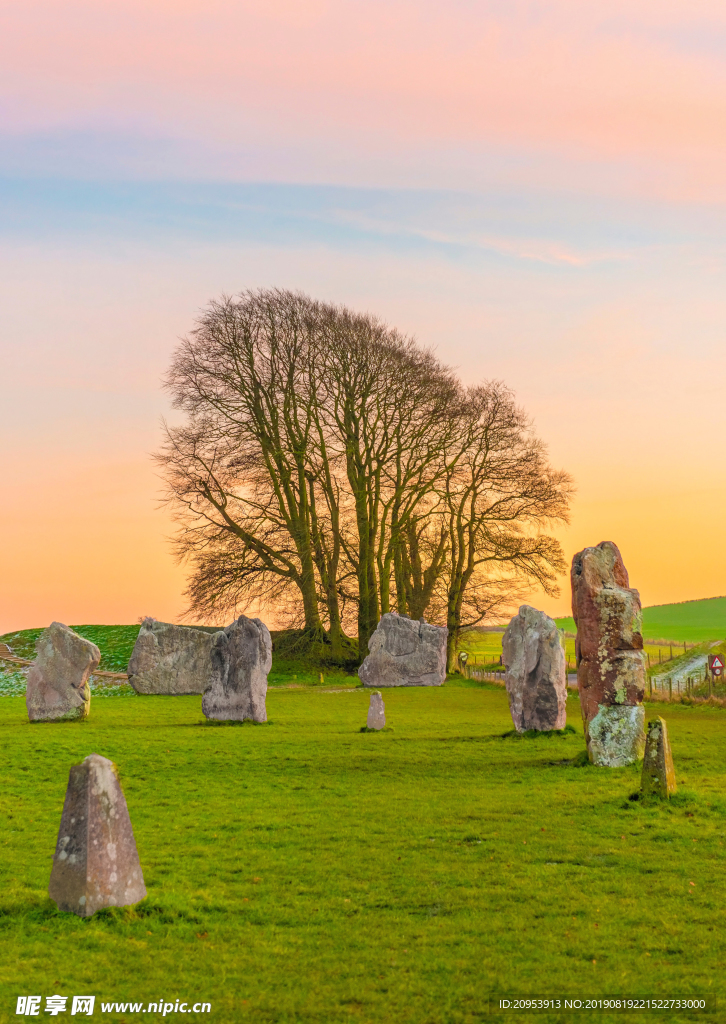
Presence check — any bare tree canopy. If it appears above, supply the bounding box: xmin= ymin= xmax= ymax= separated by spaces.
xmin=156 ymin=288 xmax=573 ymax=664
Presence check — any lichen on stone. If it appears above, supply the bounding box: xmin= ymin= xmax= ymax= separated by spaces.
xmin=587 ymin=703 xmax=645 ymax=767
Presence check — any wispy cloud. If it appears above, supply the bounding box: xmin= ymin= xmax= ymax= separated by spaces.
xmin=2 ymin=1 xmax=726 ymax=198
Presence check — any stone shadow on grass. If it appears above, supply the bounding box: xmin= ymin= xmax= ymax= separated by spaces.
xmin=500 ymin=724 xmax=578 ymax=740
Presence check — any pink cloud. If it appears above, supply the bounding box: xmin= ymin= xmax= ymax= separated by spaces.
xmin=2 ymin=0 xmax=726 ymax=197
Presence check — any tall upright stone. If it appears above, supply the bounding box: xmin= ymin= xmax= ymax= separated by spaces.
xmin=128 ymin=619 xmax=222 ymax=695
xmin=641 ymin=717 xmax=677 ymax=798
xmin=202 ymin=615 xmax=271 ymax=722
xmin=366 ymin=691 xmax=386 ymax=730
xmin=502 ymin=606 xmax=567 ymax=732
xmin=48 ymin=754 xmax=146 ymax=917
xmin=358 ymin=613 xmax=447 ymax=688
xmin=26 ymin=622 xmax=100 ymax=722
xmin=571 ymin=541 xmax=646 ymax=766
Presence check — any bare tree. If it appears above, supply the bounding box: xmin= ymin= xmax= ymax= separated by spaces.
xmin=381 ymin=383 xmax=571 ymax=663
xmin=158 ymin=291 xmax=328 ymax=634
xmin=157 ymin=290 xmax=572 ymax=667
xmin=314 ymin=306 xmax=461 ymax=656
xmin=440 ymin=383 xmax=572 ymax=668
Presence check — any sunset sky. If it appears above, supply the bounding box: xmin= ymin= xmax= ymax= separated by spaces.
xmin=3 ymin=0 xmax=726 ymax=632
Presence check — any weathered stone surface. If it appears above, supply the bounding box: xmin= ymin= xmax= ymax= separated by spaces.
xmin=358 ymin=613 xmax=447 ymax=687
xmin=202 ymin=615 xmax=271 ymax=722
xmin=26 ymin=622 xmax=99 ymax=722
xmin=48 ymin=754 xmax=146 ymax=917
xmin=641 ymin=716 xmax=677 ymax=798
xmin=502 ymin=605 xmax=567 ymax=732
xmin=128 ymin=619 xmax=222 ymax=695
xmin=588 ymin=704 xmax=645 ymax=767
xmin=367 ymin=691 xmax=386 ymax=730
xmin=571 ymin=541 xmax=646 ymax=766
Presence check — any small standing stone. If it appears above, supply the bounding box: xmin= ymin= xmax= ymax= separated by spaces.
xmin=367 ymin=691 xmax=385 ymax=730
xmin=26 ymin=622 xmax=100 ymax=722
xmin=48 ymin=754 xmax=146 ymax=917
xmin=502 ymin=606 xmax=567 ymax=732
xmin=202 ymin=615 xmax=271 ymax=722
xmin=641 ymin=717 xmax=677 ymax=798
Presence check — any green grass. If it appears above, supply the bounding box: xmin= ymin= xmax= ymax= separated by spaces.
xmin=5 ymin=608 xmax=720 ymax=682
xmin=455 ymin=628 xmax=506 ymax=667
xmin=2 ymin=685 xmax=726 ymax=1023
xmin=458 ymin=627 xmax=700 ymax=676
xmin=556 ymin=596 xmax=726 ymax=644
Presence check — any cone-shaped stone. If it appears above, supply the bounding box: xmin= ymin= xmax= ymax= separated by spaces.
xmin=367 ymin=691 xmax=385 ymax=730
xmin=202 ymin=615 xmax=271 ymax=722
xmin=641 ymin=717 xmax=677 ymax=798
xmin=49 ymin=754 xmax=146 ymax=917
xmin=26 ymin=622 xmax=99 ymax=722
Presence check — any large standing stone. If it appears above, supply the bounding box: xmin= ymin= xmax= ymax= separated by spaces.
xmin=202 ymin=615 xmax=271 ymax=722
xmin=367 ymin=691 xmax=386 ymax=730
xmin=127 ymin=619 xmax=222 ymax=695
xmin=358 ymin=613 xmax=447 ymax=687
xmin=502 ymin=606 xmax=567 ymax=732
xmin=26 ymin=622 xmax=99 ymax=722
xmin=641 ymin=717 xmax=677 ymax=798
xmin=48 ymin=754 xmax=146 ymax=917
xmin=571 ymin=541 xmax=646 ymax=766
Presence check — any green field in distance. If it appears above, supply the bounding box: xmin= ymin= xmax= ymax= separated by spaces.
xmin=555 ymin=595 xmax=726 ymax=643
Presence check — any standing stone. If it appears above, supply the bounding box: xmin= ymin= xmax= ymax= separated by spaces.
xmin=202 ymin=615 xmax=271 ymax=722
xmin=26 ymin=622 xmax=99 ymax=722
xmin=358 ymin=613 xmax=447 ymax=687
xmin=367 ymin=691 xmax=386 ymax=730
xmin=641 ymin=717 xmax=677 ymax=798
xmin=502 ymin=606 xmax=567 ymax=732
xmin=571 ymin=541 xmax=646 ymax=767
xmin=48 ymin=754 xmax=146 ymax=917
xmin=127 ymin=619 xmax=222 ymax=695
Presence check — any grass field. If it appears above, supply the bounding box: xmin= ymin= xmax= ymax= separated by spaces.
xmin=4 ymin=596 xmax=725 ymax=682
xmin=555 ymin=597 xmax=726 ymax=644
xmin=456 ymin=596 xmax=726 ymax=674
xmin=456 ymin=630 xmax=710 ymax=681
xmin=1 ymin=682 xmax=725 ymax=1023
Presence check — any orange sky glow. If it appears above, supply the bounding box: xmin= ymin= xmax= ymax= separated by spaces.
xmin=2 ymin=0 xmax=726 ymax=631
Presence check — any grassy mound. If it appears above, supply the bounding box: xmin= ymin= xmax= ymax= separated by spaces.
xmin=1 ymin=625 xmax=362 ymax=682
xmin=0 ymin=625 xmax=141 ymax=672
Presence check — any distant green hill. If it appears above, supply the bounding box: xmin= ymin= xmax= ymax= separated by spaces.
xmin=555 ymin=596 xmax=726 ymax=643
xmin=0 ymin=624 xmax=141 ymax=672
